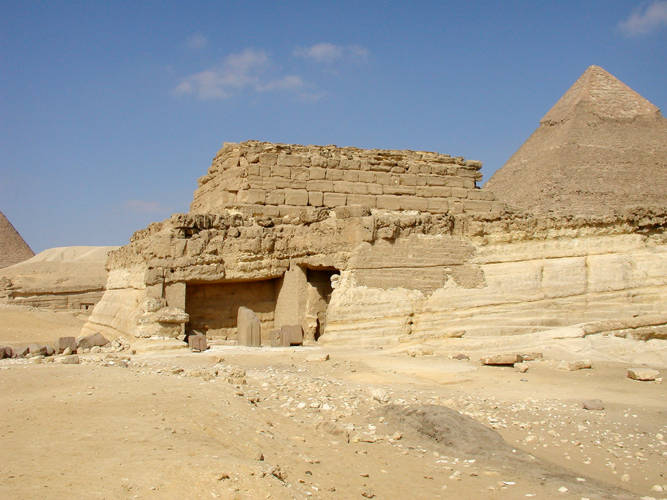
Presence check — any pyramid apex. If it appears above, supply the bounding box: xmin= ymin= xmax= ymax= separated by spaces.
xmin=540 ymin=65 xmax=660 ymax=124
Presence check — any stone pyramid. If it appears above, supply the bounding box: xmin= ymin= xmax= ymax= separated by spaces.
xmin=485 ymin=65 xmax=667 ymax=216
xmin=0 ymin=211 xmax=34 ymax=269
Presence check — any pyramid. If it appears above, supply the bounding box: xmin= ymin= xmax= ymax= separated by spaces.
xmin=485 ymin=65 xmax=667 ymax=216
xmin=0 ymin=211 xmax=34 ymax=269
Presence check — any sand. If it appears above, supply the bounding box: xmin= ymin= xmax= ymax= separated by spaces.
xmin=1 ymin=306 xmax=665 ymax=499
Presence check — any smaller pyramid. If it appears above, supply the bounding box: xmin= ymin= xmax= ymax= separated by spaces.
xmin=486 ymin=65 xmax=667 ymax=216
xmin=0 ymin=211 xmax=34 ymax=269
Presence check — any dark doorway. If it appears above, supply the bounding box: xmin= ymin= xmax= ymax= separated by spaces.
xmin=306 ymin=268 xmax=337 ymax=341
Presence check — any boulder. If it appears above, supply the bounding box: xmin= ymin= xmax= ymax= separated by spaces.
xmin=77 ymin=332 xmax=109 ymax=350
xmin=237 ymin=307 xmax=261 ymax=347
xmin=56 ymin=354 xmax=80 ymax=364
xmin=558 ymin=359 xmax=592 ymax=371
xmin=188 ymin=333 xmax=207 ymax=352
xmin=58 ymin=336 xmax=77 ymax=354
xmin=16 ymin=345 xmax=30 ymax=358
xmin=28 ymin=344 xmax=47 ymax=356
xmin=627 ymin=367 xmax=659 ymax=381
xmin=281 ymin=325 xmax=303 ymax=346
xmin=481 ymin=353 xmax=519 ymax=366
xmin=44 ymin=345 xmax=55 ymax=357
xmin=518 ymin=352 xmax=543 ymax=362
xmin=581 ymin=399 xmax=605 ymax=410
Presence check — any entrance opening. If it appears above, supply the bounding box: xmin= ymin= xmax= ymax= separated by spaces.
xmin=305 ymin=268 xmax=337 ymax=341
xmin=185 ymin=279 xmax=279 ymax=341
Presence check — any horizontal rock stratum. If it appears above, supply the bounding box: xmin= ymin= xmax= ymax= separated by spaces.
xmin=82 ymin=137 xmax=667 ymax=346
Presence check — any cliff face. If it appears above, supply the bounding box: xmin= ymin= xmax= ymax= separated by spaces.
xmin=81 ymin=140 xmax=667 ymax=346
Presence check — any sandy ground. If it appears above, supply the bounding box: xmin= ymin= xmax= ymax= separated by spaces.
xmin=1 ymin=307 xmax=665 ymax=499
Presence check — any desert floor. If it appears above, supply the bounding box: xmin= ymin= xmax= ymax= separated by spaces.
xmin=1 ymin=305 xmax=665 ymax=499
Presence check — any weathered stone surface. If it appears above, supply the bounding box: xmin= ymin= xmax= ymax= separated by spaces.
xmin=188 ymin=333 xmax=207 ymax=352
xmin=481 ymin=354 xmax=519 ymax=366
xmin=281 ymin=325 xmax=303 ymax=346
xmin=58 ymin=337 xmax=77 ymax=354
xmin=627 ymin=367 xmax=659 ymax=381
xmin=558 ymin=360 xmax=592 ymax=371
xmin=28 ymin=344 xmax=46 ymax=356
xmin=581 ymin=399 xmax=605 ymax=410
xmin=77 ymin=332 xmax=109 ymax=350
xmin=237 ymin=306 xmax=261 ymax=347
xmin=56 ymin=354 xmax=80 ymax=364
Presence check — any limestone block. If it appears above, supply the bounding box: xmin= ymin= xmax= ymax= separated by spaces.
xmin=374 ymin=172 xmax=393 ymax=185
xmin=265 ymin=190 xmax=285 ymax=205
xmin=426 ymin=175 xmax=447 ymax=186
xmin=342 ymin=170 xmax=359 ymax=182
xmin=451 ymin=187 xmax=468 ymax=198
xmin=399 ymin=174 xmax=417 ymax=186
xmin=418 ymin=186 xmax=451 ymax=198
xmin=340 ymin=158 xmax=361 ymax=170
xmin=58 ymin=336 xmax=77 ymax=354
xmin=376 ymin=195 xmax=402 ymax=210
xmin=281 ymin=325 xmax=303 ymax=346
xmin=463 ymin=199 xmax=493 ymax=213
xmin=307 ymin=180 xmax=333 ymax=191
xmin=285 ymin=189 xmax=308 ymax=206
xmin=427 ymin=198 xmax=449 ymax=213
xmin=275 ymin=177 xmax=305 ymax=189
xmin=237 ymin=189 xmax=265 ymax=205
xmin=558 ymin=359 xmax=592 ymax=371
xmin=627 ymin=368 xmax=659 ymax=381
xmin=237 ymin=306 xmax=261 ymax=346
xmin=291 ymin=166 xmax=309 ymax=180
xmin=481 ymin=354 xmax=519 ymax=366
xmin=358 ymin=171 xmax=375 ymax=183
xmin=401 ymin=196 xmax=429 ymax=211
xmin=367 ymin=184 xmax=383 ymax=195
xmin=271 ymin=166 xmax=291 ymax=178
xmin=278 ymin=154 xmax=303 ymax=167
xmin=333 ymin=181 xmax=357 ymax=193
xmin=468 ymin=189 xmax=495 ymax=201
xmin=188 ymin=333 xmax=208 ymax=352
xmin=77 ymin=332 xmax=109 ymax=350
xmin=383 ymin=184 xmax=416 ymax=195
xmin=325 ymin=169 xmax=344 ymax=181
xmin=308 ymin=191 xmax=324 ymax=206
xmin=309 ymin=167 xmax=326 ymax=180
xmin=347 ymin=194 xmax=376 ymax=207
xmin=323 ymin=193 xmax=347 ymax=207
xmin=259 ymin=153 xmax=278 ymax=166
xmin=269 ymin=329 xmax=283 ymax=347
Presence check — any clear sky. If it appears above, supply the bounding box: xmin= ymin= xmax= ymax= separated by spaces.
xmin=2 ymin=1 xmax=666 ymax=252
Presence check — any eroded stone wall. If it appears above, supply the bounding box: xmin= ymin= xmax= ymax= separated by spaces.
xmin=191 ymin=141 xmax=503 ymax=216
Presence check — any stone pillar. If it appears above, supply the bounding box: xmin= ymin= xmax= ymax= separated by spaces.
xmin=274 ymin=263 xmax=307 ymax=330
xmin=237 ymin=306 xmax=261 ymax=346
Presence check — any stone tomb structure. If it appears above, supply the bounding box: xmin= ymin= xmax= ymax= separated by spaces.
xmin=83 ymin=138 xmax=666 ymax=345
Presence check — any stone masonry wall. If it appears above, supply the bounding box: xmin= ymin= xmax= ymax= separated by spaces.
xmin=191 ymin=141 xmax=503 ymax=216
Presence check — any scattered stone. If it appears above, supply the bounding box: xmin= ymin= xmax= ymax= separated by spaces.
xmin=77 ymin=332 xmax=109 ymax=350
xmin=627 ymin=367 xmax=659 ymax=381
xmin=28 ymin=344 xmax=46 ymax=356
xmin=451 ymin=353 xmax=470 ymax=360
xmin=255 ymin=451 xmax=264 ymax=461
xmin=481 ymin=354 xmax=519 ymax=366
xmin=58 ymin=336 xmax=77 ymax=354
xmin=558 ymin=359 xmax=592 ymax=371
xmin=56 ymin=355 xmax=80 ymax=364
xmin=306 ymin=353 xmax=330 ymax=362
xmin=62 ymin=346 xmax=72 ymax=356
xmin=515 ymin=362 xmax=529 ymax=373
xmin=188 ymin=333 xmax=207 ymax=352
xmin=558 ymin=486 xmax=568 ymax=493
xmin=518 ymin=352 xmax=543 ymax=361
xmin=581 ymin=399 xmax=605 ymax=411
xmin=371 ymin=388 xmax=390 ymax=403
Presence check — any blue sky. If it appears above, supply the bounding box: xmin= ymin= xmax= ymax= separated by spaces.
xmin=2 ymin=1 xmax=666 ymax=252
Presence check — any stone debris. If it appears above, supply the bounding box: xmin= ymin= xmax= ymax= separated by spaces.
xmin=627 ymin=368 xmax=659 ymax=381
xmin=77 ymin=332 xmax=109 ymax=350
xmin=55 ymin=354 xmax=80 ymax=364
xmin=581 ymin=399 xmax=605 ymax=411
xmin=481 ymin=354 xmax=519 ymax=366
xmin=188 ymin=333 xmax=207 ymax=352
xmin=306 ymin=353 xmax=330 ymax=362
xmin=514 ymin=362 xmax=529 ymax=373
xmin=558 ymin=360 xmax=592 ymax=371
xmin=58 ymin=336 xmax=77 ymax=354
xmin=450 ymin=353 xmax=470 ymax=360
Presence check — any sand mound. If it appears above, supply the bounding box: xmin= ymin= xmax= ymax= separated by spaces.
xmin=0 ymin=246 xmax=117 ymax=293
